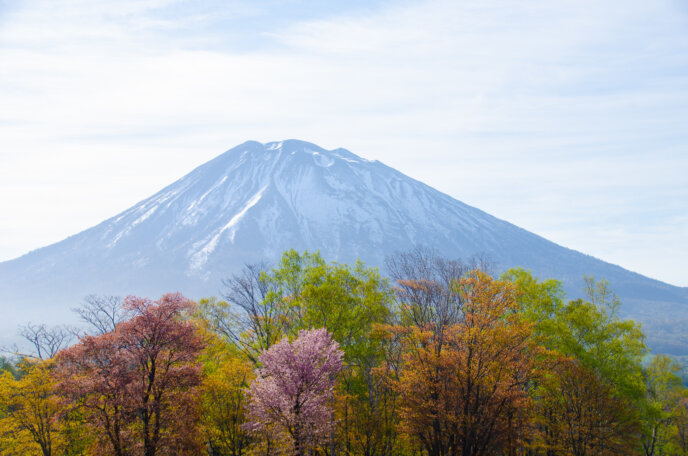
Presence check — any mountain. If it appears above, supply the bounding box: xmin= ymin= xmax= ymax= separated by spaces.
xmin=1 ymin=140 xmax=686 ymax=352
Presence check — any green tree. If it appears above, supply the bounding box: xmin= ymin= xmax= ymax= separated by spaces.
xmin=500 ymin=267 xmax=565 ymax=341
xmin=0 ymin=357 xmax=18 ymax=379
xmin=507 ymin=270 xmax=647 ymax=400
xmin=505 ymin=269 xmax=648 ymax=454
xmin=674 ymin=394 xmax=688 ymax=455
xmin=202 ymin=250 xmax=395 ymax=456
xmin=642 ymin=355 xmax=685 ymax=456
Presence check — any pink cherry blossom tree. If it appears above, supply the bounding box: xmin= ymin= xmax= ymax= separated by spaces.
xmin=246 ymin=328 xmax=343 ymax=456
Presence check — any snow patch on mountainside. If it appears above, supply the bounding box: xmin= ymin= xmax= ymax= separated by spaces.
xmin=312 ymin=151 xmax=334 ymax=168
xmin=187 ymin=185 xmax=267 ymax=271
xmin=108 ymin=205 xmax=159 ymax=248
xmin=187 ymin=176 xmax=228 ymax=213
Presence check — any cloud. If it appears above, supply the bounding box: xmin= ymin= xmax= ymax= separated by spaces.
xmin=0 ymin=0 xmax=686 ymax=285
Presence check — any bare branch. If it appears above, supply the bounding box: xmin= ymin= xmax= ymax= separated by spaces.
xmin=216 ymin=262 xmax=285 ymax=362
xmin=385 ymin=247 xmax=469 ymax=328
xmin=19 ymin=323 xmax=73 ymax=359
xmin=72 ymin=294 xmax=127 ymax=335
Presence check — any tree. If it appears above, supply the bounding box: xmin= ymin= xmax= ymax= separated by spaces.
xmin=0 ymin=357 xmax=18 ymax=378
xmin=385 ymin=247 xmax=484 ymax=329
xmin=505 ymin=270 xmax=648 ymax=454
xmin=213 ymin=263 xmax=284 ymax=363
xmin=387 ymin=271 xmax=538 ymax=456
xmin=538 ymin=358 xmax=640 ymax=456
xmin=57 ymin=293 xmax=205 ymax=456
xmin=57 ymin=328 xmax=134 ymax=455
xmin=272 ymin=251 xmax=393 ymax=456
xmin=674 ymin=395 xmax=688 ymax=455
xmin=246 ymin=328 xmax=343 ymax=456
xmin=505 ymin=271 xmax=646 ymax=397
xmin=208 ymin=250 xmax=394 ymax=456
xmin=18 ymin=324 xmax=73 ymax=360
xmin=0 ymin=322 xmax=82 ymax=455
xmin=500 ymin=267 xmax=565 ymax=343
xmin=72 ymin=294 xmax=127 ymax=336
xmin=212 ymin=251 xmax=392 ymax=357
xmin=641 ymin=355 xmax=684 ymax=456
xmin=198 ymin=329 xmax=253 ymax=456
xmin=0 ymin=360 xmax=76 ymax=456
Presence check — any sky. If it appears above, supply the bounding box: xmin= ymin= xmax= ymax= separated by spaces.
xmin=0 ymin=0 xmax=687 ymax=286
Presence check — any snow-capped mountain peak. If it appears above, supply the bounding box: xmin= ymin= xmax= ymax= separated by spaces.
xmin=1 ymin=140 xmax=686 ymax=352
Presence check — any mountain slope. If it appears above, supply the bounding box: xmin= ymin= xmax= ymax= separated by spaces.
xmin=1 ymin=140 xmax=686 ymax=351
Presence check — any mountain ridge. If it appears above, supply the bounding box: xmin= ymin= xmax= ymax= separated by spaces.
xmin=1 ymin=139 xmax=686 ymax=352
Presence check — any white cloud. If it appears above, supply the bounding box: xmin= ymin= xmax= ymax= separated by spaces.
xmin=0 ymin=0 xmax=686 ymax=285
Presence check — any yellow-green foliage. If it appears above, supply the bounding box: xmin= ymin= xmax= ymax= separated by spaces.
xmin=199 ymin=329 xmax=254 ymax=456
xmin=0 ymin=360 xmax=64 ymax=456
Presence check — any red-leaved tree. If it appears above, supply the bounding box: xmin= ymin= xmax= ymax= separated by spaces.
xmin=57 ymin=293 xmax=204 ymax=456
xmin=246 ymin=328 xmax=343 ymax=456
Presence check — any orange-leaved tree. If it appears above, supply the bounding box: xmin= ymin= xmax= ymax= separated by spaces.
xmin=385 ymin=270 xmax=538 ymax=456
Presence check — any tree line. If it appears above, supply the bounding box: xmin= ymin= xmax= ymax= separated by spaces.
xmin=1 ymin=248 xmax=687 ymax=456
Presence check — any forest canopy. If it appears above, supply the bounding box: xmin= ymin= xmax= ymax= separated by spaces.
xmin=1 ymin=248 xmax=687 ymax=456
